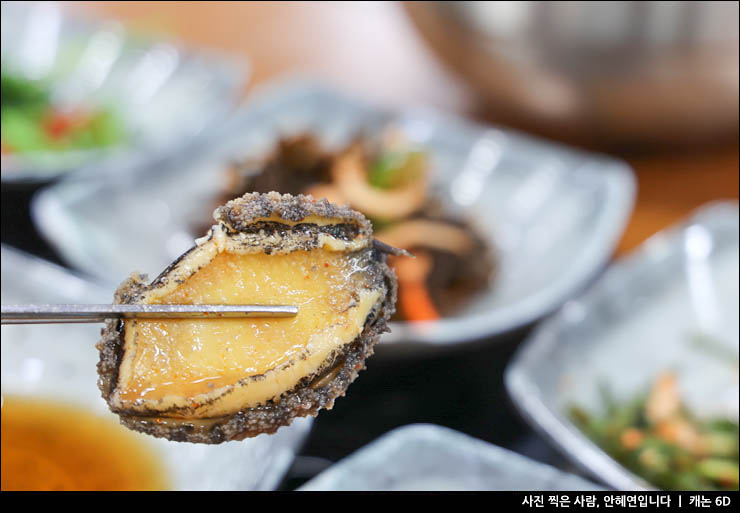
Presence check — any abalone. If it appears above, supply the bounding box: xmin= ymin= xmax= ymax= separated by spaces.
xmin=97 ymin=192 xmax=397 ymax=444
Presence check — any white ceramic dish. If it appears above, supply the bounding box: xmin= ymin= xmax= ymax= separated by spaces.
xmin=32 ymin=79 xmax=635 ymax=347
xmin=299 ymin=424 xmax=601 ymax=491
xmin=505 ymin=202 xmax=739 ymax=490
xmin=1 ymin=1 xmax=246 ymax=183
xmin=0 ymin=245 xmax=312 ymax=490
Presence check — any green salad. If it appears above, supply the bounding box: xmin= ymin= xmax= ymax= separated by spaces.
xmin=570 ymin=373 xmax=739 ymax=491
xmin=1 ymin=72 xmax=124 ymax=155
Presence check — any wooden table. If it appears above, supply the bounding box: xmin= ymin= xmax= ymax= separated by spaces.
xmin=81 ymin=1 xmax=739 ymax=256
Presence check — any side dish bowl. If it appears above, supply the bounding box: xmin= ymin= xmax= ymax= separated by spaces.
xmin=32 ymin=79 xmax=635 ymax=348
xmin=0 ymin=245 xmax=311 ymax=490
xmin=506 ymin=202 xmax=739 ymax=490
xmin=1 ymin=1 xmax=246 ymax=183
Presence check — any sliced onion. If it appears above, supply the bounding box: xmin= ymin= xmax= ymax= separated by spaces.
xmin=331 ymin=146 xmax=427 ymax=221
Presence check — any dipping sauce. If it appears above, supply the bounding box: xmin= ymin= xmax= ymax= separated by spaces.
xmin=1 ymin=396 xmax=168 ymax=491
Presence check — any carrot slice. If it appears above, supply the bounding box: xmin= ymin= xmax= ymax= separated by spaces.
xmin=399 ymin=281 xmax=440 ymax=322
xmin=392 ymin=251 xmax=440 ymax=322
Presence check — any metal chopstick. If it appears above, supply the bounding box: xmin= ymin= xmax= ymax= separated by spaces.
xmin=1 ymin=304 xmax=299 ymax=324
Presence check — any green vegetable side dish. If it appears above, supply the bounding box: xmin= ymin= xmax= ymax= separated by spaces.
xmin=1 ymin=72 xmax=124 ymax=155
xmin=368 ymin=150 xmax=426 ymax=189
xmin=570 ymin=373 xmax=739 ymax=491
xmin=365 ymin=149 xmax=425 ymax=230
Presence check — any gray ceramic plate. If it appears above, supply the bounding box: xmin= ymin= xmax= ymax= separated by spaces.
xmin=505 ymin=202 xmax=739 ymax=490
xmin=0 ymin=245 xmax=312 ymax=490
xmin=32 ymin=79 xmax=635 ymax=347
xmin=299 ymin=424 xmax=602 ymax=491
xmin=1 ymin=1 xmax=246 ymax=183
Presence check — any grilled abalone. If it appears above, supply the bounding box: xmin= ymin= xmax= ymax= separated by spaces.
xmin=97 ymin=192 xmax=397 ymax=444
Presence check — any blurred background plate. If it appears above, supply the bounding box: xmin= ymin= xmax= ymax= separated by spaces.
xmin=1 ymin=1 xmax=246 ymax=183
xmin=404 ymin=1 xmax=739 ymax=146
xmin=505 ymin=201 xmax=739 ymax=490
xmin=299 ymin=424 xmax=602 ymax=491
xmin=31 ymin=79 xmax=635 ymax=348
xmin=0 ymin=244 xmax=312 ymax=490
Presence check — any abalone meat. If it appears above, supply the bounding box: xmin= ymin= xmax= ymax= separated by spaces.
xmin=97 ymin=192 xmax=397 ymax=444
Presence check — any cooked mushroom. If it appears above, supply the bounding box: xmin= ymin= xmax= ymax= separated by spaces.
xmin=376 ymin=219 xmax=475 ymax=256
